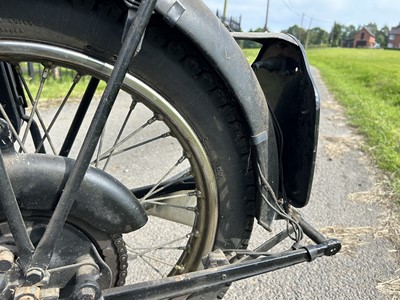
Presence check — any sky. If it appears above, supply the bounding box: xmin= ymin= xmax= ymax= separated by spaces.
xmin=202 ymin=0 xmax=400 ymax=33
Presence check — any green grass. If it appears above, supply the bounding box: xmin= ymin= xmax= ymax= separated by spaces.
xmin=242 ymin=48 xmax=259 ymax=64
xmin=306 ymin=48 xmax=400 ymax=195
xmin=26 ymin=75 xmax=106 ymax=101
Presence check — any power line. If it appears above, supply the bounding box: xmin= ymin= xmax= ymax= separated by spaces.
xmin=310 ymin=15 xmax=334 ymax=24
xmin=287 ymin=0 xmax=300 ymax=15
xmin=279 ymin=0 xmax=334 ymax=27
xmin=280 ymin=0 xmax=301 ymax=17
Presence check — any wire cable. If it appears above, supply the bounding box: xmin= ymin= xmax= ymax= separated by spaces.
xmin=257 ymin=162 xmax=303 ymax=243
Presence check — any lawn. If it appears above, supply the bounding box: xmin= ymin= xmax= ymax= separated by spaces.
xmin=306 ymin=48 xmax=400 ymax=195
xmin=25 ymin=74 xmax=106 ymax=102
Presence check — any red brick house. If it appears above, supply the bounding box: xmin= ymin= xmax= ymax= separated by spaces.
xmin=388 ymin=26 xmax=400 ymax=49
xmin=353 ymin=27 xmax=376 ymax=48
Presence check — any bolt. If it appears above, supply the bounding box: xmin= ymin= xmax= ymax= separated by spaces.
xmin=14 ymin=286 xmax=40 ymax=300
xmin=81 ymin=287 xmax=96 ymax=300
xmin=19 ymin=296 xmax=34 ymax=300
xmin=174 ymin=264 xmax=185 ymax=272
xmin=0 ymin=248 xmax=14 ymax=272
xmin=76 ymin=287 xmax=96 ymax=300
xmin=26 ymin=268 xmax=45 ymax=284
xmin=221 ymin=274 xmax=227 ymax=280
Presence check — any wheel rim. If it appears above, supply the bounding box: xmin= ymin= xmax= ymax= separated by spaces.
xmin=0 ymin=41 xmax=218 ymax=283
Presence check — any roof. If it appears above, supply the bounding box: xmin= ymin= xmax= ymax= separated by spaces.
xmin=389 ymin=26 xmax=400 ymax=35
xmin=360 ymin=26 xmax=375 ymax=37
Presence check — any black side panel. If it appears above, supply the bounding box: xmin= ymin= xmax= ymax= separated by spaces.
xmin=252 ymin=37 xmax=319 ymax=208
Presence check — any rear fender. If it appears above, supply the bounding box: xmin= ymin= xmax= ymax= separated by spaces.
xmin=155 ymin=0 xmax=279 ymax=229
xmin=154 ymin=1 xmax=317 ymax=227
xmin=233 ymin=32 xmax=320 ymax=207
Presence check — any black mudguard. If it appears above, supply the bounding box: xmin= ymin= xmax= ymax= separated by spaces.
xmin=233 ymin=32 xmax=320 ymax=208
xmin=154 ymin=1 xmax=318 ymax=224
xmin=155 ymin=0 xmax=279 ymax=229
xmin=1 ymin=146 xmax=148 ymax=234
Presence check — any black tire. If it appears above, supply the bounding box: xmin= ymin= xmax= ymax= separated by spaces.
xmin=0 ymin=0 xmax=256 ymax=297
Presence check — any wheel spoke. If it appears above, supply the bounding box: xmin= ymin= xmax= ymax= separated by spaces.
xmin=34 ymin=73 xmax=82 ymax=153
xmin=15 ymin=64 xmax=57 ymax=154
xmin=142 ymin=171 xmax=192 ymax=198
xmin=128 ymin=233 xmax=193 ymax=259
xmin=137 ymin=255 xmax=164 ymax=277
xmin=137 ymin=253 xmax=176 ymax=268
xmin=95 ymin=126 xmax=106 ymax=168
xmin=97 ymin=132 xmax=171 ymax=163
xmin=127 ymin=244 xmax=177 ymax=268
xmin=140 ymin=156 xmax=187 ymax=202
xmin=91 ymin=115 xmax=157 ymax=165
xmin=102 ymin=98 xmax=137 ymax=171
xmin=144 ymin=192 xmax=197 ymax=226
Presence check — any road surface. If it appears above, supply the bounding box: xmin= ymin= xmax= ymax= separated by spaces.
xmin=38 ymin=67 xmax=399 ymax=299
xmin=225 ymin=67 xmax=399 ymax=299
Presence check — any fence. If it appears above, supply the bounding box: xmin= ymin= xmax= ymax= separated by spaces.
xmin=24 ymin=62 xmax=77 ymax=81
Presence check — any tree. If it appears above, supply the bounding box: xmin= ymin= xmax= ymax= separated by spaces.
xmin=282 ymin=25 xmax=307 ymax=44
xmin=376 ymin=25 xmax=389 ymax=47
xmin=365 ymin=22 xmax=378 ymax=35
xmin=329 ymin=22 xmax=342 ymax=47
xmin=281 ymin=25 xmax=328 ymax=46
xmin=308 ymin=27 xmax=329 ymax=46
xmin=341 ymin=24 xmax=357 ymax=40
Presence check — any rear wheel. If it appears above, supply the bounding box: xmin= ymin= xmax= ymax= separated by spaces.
xmin=0 ymin=0 xmax=257 ymax=297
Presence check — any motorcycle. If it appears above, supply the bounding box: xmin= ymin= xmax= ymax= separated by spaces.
xmin=0 ymin=0 xmax=341 ymax=299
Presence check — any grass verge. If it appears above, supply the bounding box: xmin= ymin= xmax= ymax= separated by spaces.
xmin=306 ymin=48 xmax=400 ymax=196
xmin=26 ymin=75 xmax=106 ymax=102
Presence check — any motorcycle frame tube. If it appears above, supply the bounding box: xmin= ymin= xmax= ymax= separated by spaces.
xmin=155 ymin=0 xmax=279 ymax=228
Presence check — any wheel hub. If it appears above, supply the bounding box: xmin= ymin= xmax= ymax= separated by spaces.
xmin=0 ymin=217 xmax=124 ymax=299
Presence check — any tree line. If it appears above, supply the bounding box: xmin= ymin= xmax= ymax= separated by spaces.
xmin=242 ymin=22 xmax=395 ymax=48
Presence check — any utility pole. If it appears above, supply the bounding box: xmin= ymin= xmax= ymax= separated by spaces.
xmin=223 ymin=0 xmax=228 ymax=21
xmin=263 ymin=0 xmax=270 ymax=32
xmin=298 ymin=13 xmax=305 ymax=40
xmin=305 ymin=17 xmax=313 ymax=49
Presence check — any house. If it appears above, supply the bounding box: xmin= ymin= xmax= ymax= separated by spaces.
xmin=388 ymin=26 xmax=400 ymax=48
xmin=353 ymin=27 xmax=376 ymax=48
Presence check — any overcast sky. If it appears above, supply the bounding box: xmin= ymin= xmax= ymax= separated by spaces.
xmin=202 ymin=0 xmax=400 ymax=32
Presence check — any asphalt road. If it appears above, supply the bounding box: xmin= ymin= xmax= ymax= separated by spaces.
xmin=224 ymin=67 xmax=399 ymax=299
xmin=37 ymin=67 xmax=399 ymax=299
